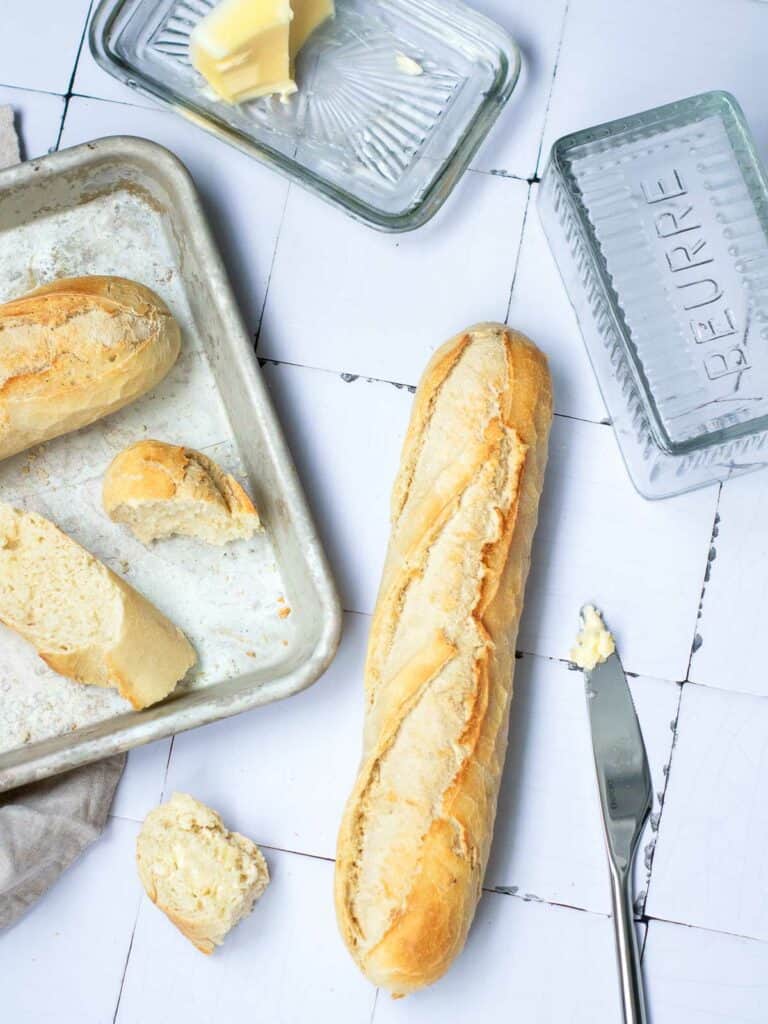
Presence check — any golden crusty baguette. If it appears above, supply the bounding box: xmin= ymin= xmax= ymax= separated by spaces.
xmin=334 ymin=324 xmax=553 ymax=996
xmin=0 ymin=275 xmax=181 ymax=461
xmin=103 ymin=439 xmax=261 ymax=546
xmin=0 ymin=503 xmax=195 ymax=710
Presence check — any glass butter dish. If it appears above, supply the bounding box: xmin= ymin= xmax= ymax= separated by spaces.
xmin=90 ymin=0 xmax=520 ymax=230
xmin=539 ymin=91 xmax=768 ymax=498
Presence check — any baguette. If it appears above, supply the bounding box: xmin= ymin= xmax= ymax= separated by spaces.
xmin=102 ymin=439 xmax=261 ymax=545
xmin=0 ymin=503 xmax=196 ymax=709
xmin=334 ymin=324 xmax=553 ymax=995
xmin=0 ymin=275 xmax=181 ymax=461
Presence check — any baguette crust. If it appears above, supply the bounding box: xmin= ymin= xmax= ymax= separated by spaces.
xmin=102 ymin=439 xmax=260 ymax=545
xmin=0 ymin=503 xmax=196 ymax=709
xmin=335 ymin=324 xmax=552 ymax=995
xmin=0 ymin=275 xmax=181 ymax=461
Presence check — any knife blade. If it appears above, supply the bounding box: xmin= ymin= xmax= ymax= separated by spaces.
xmin=582 ymin=615 xmax=652 ymax=1024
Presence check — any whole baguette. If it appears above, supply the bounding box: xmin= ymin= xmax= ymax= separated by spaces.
xmin=0 ymin=275 xmax=181 ymax=461
xmin=0 ymin=503 xmax=196 ymax=709
xmin=334 ymin=324 xmax=553 ymax=995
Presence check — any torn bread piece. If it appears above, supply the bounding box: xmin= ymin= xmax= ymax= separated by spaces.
xmin=0 ymin=503 xmax=195 ymax=709
xmin=103 ymin=440 xmax=261 ymax=546
xmin=570 ymin=605 xmax=615 ymax=670
xmin=136 ymin=793 xmax=270 ymax=953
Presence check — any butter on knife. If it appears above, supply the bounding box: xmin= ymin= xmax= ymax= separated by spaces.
xmin=190 ymin=0 xmax=334 ymax=104
xmin=570 ymin=604 xmax=615 ymax=671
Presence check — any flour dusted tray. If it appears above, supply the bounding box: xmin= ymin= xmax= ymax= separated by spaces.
xmin=0 ymin=137 xmax=341 ymax=792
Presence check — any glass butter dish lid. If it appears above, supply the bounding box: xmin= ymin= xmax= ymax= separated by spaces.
xmin=539 ymin=91 xmax=768 ymax=498
xmin=90 ymin=0 xmax=520 ymax=230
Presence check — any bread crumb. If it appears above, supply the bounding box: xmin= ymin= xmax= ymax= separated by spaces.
xmin=277 ymin=605 xmax=291 ymax=619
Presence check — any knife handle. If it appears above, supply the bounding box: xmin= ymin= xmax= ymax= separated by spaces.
xmin=609 ymin=865 xmax=648 ymax=1024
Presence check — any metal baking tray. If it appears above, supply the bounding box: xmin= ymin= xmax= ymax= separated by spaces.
xmin=0 ymin=137 xmax=341 ymax=792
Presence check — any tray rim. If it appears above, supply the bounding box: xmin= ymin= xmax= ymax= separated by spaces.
xmin=88 ymin=0 xmax=522 ymax=232
xmin=0 ymin=136 xmax=342 ymax=793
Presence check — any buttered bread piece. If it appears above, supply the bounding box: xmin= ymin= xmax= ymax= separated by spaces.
xmin=137 ymin=793 xmax=270 ymax=954
xmin=190 ymin=0 xmax=334 ymax=103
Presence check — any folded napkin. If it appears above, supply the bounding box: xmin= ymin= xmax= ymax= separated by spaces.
xmin=0 ymin=106 xmax=127 ymax=930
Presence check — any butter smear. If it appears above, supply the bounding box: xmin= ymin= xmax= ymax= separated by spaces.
xmin=570 ymin=605 xmax=615 ymax=670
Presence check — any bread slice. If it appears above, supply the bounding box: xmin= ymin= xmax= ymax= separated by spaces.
xmin=0 ymin=276 xmax=181 ymax=461
xmin=0 ymin=503 xmax=195 ymax=709
xmin=103 ymin=440 xmax=261 ymax=546
xmin=136 ymin=793 xmax=270 ymax=953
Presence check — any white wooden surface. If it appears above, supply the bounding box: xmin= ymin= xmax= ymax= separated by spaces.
xmin=2 ymin=1 xmax=768 ymax=1021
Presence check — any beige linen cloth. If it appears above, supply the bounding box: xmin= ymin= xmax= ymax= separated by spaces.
xmin=0 ymin=108 xmax=126 ymax=929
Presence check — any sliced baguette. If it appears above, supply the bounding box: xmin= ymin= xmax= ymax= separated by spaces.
xmin=334 ymin=324 xmax=553 ymax=995
xmin=136 ymin=793 xmax=270 ymax=954
xmin=0 ymin=503 xmax=195 ymax=709
xmin=0 ymin=275 xmax=181 ymax=461
xmin=102 ymin=439 xmax=261 ymax=545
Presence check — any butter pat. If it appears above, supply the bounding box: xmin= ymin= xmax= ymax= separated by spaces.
xmin=570 ymin=605 xmax=615 ymax=671
xmin=191 ymin=0 xmax=334 ymax=104
xmin=190 ymin=0 xmax=296 ymax=104
xmin=290 ymin=0 xmax=334 ymax=60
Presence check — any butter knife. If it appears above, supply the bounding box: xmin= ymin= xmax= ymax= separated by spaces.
xmin=583 ymin=618 xmax=652 ymax=1024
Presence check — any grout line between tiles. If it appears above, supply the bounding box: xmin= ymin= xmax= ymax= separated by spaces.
xmin=159 ymin=735 xmax=176 ymax=802
xmin=684 ymin=484 xmax=723 ymax=683
xmin=640 ymin=682 xmax=684 ymax=916
xmin=0 ymin=81 xmax=67 ymax=102
xmin=53 ymin=0 xmax=95 ymax=152
xmin=504 ymin=181 xmax=534 ymax=323
xmin=260 ymin=354 xmax=613 ymax=429
xmin=532 ymin=0 xmax=572 ymax=178
xmin=642 ymin=910 xmax=768 ymax=947
xmin=254 ymin=183 xmax=293 ymax=345
xmin=111 ymin=895 xmax=142 ymax=1024
xmin=368 ymin=988 xmax=380 ymax=1024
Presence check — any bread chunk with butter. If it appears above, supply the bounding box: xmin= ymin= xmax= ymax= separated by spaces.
xmin=103 ymin=440 xmax=261 ymax=546
xmin=334 ymin=324 xmax=553 ymax=995
xmin=0 ymin=276 xmax=181 ymax=462
xmin=0 ymin=503 xmax=195 ymax=710
xmin=136 ymin=793 xmax=270 ymax=954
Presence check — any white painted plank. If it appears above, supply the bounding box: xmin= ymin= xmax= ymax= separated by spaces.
xmin=0 ymin=0 xmax=91 ymax=95
xmin=164 ymin=612 xmax=366 ymax=859
xmin=115 ymin=848 xmax=376 ymax=1024
xmin=0 ymin=817 xmax=140 ymax=1024
xmin=509 ymin=185 xmax=607 ymax=422
xmin=644 ymin=919 xmax=768 ymax=1024
xmin=690 ymin=471 xmax=768 ymax=696
xmin=258 ymin=172 xmax=528 ymax=384
xmin=647 ymin=683 xmax=768 ymax=942
xmin=374 ymin=893 xmax=621 ymax=1023
xmin=541 ymin=0 xmax=768 ymax=166
xmin=487 ymin=655 xmax=678 ymax=916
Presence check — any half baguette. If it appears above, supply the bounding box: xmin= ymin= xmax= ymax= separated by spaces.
xmin=0 ymin=275 xmax=181 ymax=461
xmin=102 ymin=439 xmax=261 ymax=545
xmin=0 ymin=503 xmax=196 ymax=709
xmin=334 ymin=324 xmax=553 ymax=995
